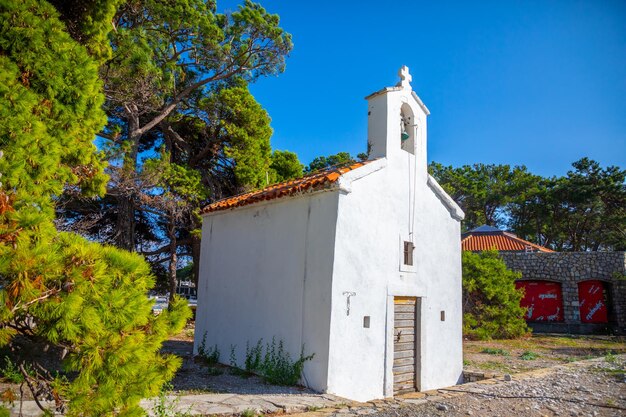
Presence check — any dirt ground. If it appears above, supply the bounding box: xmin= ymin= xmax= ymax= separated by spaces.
xmin=463 ymin=334 xmax=626 ymax=376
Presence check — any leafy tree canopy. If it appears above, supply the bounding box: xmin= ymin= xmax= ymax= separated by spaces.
xmin=0 ymin=0 xmax=189 ymax=415
xmin=430 ymin=158 xmax=625 ymax=251
xmin=57 ymin=0 xmax=293 ymax=292
xmin=305 ymin=152 xmax=368 ymax=173
xmin=269 ymin=150 xmax=304 ymax=183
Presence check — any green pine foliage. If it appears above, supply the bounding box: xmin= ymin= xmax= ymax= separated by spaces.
xmin=305 ymin=152 xmax=355 ymax=173
xmin=207 ymin=84 xmax=274 ymax=189
xmin=269 ymin=150 xmax=304 ymax=183
xmin=429 ymin=159 xmax=625 ymax=251
xmin=0 ymin=1 xmax=190 ymax=415
xmin=462 ymin=250 xmax=530 ymax=340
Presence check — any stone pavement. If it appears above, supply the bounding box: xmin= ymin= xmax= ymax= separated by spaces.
xmin=141 ymin=392 xmax=344 ymax=416
xmin=6 ymin=392 xmax=345 ymax=416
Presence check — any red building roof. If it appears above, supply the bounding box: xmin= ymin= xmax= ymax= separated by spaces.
xmin=461 ymin=225 xmax=553 ymax=253
xmin=202 ymin=160 xmax=372 ymax=214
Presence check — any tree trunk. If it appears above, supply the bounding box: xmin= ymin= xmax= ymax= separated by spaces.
xmin=115 ymin=195 xmax=136 ymax=251
xmin=114 ymin=115 xmax=141 ymax=251
xmin=168 ymin=219 xmax=178 ymax=303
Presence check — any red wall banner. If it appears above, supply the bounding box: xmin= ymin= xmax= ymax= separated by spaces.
xmin=515 ymin=281 xmax=564 ymax=322
xmin=578 ymin=280 xmax=609 ymax=324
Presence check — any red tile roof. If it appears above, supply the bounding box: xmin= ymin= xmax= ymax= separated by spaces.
xmin=202 ymin=160 xmax=373 ymax=214
xmin=461 ymin=228 xmax=553 ymax=253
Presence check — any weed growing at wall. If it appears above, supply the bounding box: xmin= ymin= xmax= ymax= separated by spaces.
xmin=239 ymin=337 xmax=314 ymax=386
xmin=229 ymin=345 xmax=249 ymax=377
xmin=245 ymin=340 xmax=264 ymax=372
xmin=197 ymin=332 xmax=220 ymax=365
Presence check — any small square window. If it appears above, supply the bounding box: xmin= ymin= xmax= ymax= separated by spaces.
xmin=403 ymin=241 xmax=414 ymax=266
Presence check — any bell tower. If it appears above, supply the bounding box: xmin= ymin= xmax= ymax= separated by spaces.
xmin=365 ymin=66 xmax=430 ymax=179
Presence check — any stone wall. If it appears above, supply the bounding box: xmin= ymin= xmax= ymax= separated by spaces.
xmin=500 ymin=252 xmax=626 ymax=333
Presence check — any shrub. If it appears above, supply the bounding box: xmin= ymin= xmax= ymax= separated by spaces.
xmin=463 ymin=250 xmax=530 ymax=340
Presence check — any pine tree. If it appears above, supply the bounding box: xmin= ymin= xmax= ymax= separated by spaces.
xmin=462 ymin=250 xmax=530 ymax=340
xmin=0 ymin=1 xmax=189 ymax=415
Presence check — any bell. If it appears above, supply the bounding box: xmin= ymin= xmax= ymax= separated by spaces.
xmin=401 ymin=116 xmax=410 ymax=141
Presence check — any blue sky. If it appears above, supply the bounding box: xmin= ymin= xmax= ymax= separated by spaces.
xmin=221 ymin=0 xmax=626 ymax=177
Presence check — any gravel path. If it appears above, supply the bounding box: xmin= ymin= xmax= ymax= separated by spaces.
xmin=328 ymin=355 xmax=626 ymax=417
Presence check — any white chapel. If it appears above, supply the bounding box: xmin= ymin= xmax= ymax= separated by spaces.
xmin=194 ymin=66 xmax=465 ymax=401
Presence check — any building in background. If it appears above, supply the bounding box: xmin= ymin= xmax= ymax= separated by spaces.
xmin=462 ymin=225 xmax=626 ymax=334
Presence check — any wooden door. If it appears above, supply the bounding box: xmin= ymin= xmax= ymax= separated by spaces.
xmin=515 ymin=281 xmax=564 ymax=322
xmin=578 ymin=280 xmax=609 ymax=323
xmin=393 ymin=296 xmax=417 ymax=394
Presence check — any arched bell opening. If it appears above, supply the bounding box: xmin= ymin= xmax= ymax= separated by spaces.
xmin=400 ymin=103 xmax=416 ymax=155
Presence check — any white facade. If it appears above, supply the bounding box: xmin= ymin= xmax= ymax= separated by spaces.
xmin=194 ymin=67 xmax=464 ymax=402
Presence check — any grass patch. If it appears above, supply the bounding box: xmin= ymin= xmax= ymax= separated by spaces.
xmin=473 ymin=360 xmax=514 ymax=373
xmin=605 ymin=351 xmax=618 ymax=364
xmin=480 ymin=348 xmax=510 ymax=356
xmin=520 ymin=351 xmax=538 ymax=361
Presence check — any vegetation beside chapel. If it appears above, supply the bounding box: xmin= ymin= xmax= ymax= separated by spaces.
xmin=462 ymin=250 xmax=530 ymax=340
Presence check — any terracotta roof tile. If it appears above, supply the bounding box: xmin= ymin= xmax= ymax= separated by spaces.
xmin=461 ymin=230 xmax=553 ymax=253
xmin=202 ymin=160 xmax=373 ymax=214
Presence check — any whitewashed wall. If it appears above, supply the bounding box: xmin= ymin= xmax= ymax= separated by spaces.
xmin=194 ymin=191 xmax=340 ymax=391
xmin=326 ymin=86 xmax=463 ymax=401
xmin=195 ymin=68 xmax=463 ymax=402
